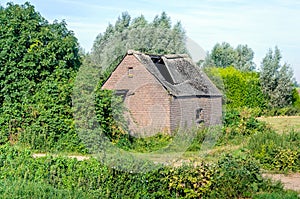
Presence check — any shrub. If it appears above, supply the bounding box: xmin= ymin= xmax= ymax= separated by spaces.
xmin=94 ymin=89 xmax=129 ymax=145
xmin=208 ymin=154 xmax=280 ymax=199
xmin=248 ymin=130 xmax=300 ymax=171
xmin=220 ymin=108 xmax=267 ymax=143
xmin=0 ymin=3 xmax=84 ymax=152
xmin=0 ymin=144 xmax=288 ymax=199
xmin=205 ymin=66 xmax=266 ymax=109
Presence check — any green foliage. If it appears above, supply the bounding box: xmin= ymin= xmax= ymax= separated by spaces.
xmin=0 ymin=144 xmax=287 ymax=199
xmin=205 ymin=67 xmax=266 ymax=109
xmin=209 ymin=155 xmax=264 ymax=198
xmin=204 ymin=42 xmax=255 ymax=71
xmin=208 ymin=42 xmax=237 ymax=68
xmin=186 ymin=128 xmax=208 ymax=151
xmin=248 ymin=130 xmax=300 ymax=172
xmin=164 ymin=164 xmax=213 ymax=198
xmin=260 ymin=46 xmax=295 ymax=108
xmin=124 ymin=133 xmax=173 ymax=152
xmin=253 ymin=191 xmax=299 ymax=199
xmin=91 ymin=11 xmax=187 ymax=81
xmin=0 ymin=3 xmax=84 ymax=152
xmin=0 ymin=179 xmax=94 ymax=199
xmin=89 ymin=12 xmax=188 ymax=144
xmin=235 ymin=44 xmax=256 ymax=71
xmin=94 ymin=89 xmax=129 ymax=145
xmin=292 ymin=88 xmax=300 ymax=108
xmin=263 ymin=106 xmax=300 ymax=116
xmin=218 ymin=108 xmax=267 ymax=145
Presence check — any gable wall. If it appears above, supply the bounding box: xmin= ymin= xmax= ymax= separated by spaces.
xmin=102 ymin=54 xmax=171 ymax=136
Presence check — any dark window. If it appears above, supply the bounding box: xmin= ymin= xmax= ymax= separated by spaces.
xmin=128 ymin=67 xmax=133 ymax=77
xmin=115 ymin=90 xmax=128 ymax=101
xmin=195 ymin=108 xmax=204 ymax=124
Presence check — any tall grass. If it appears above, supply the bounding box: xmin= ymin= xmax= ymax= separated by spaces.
xmin=0 ymin=179 xmax=94 ymax=199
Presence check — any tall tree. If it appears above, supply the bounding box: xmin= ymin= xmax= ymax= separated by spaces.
xmin=152 ymin=11 xmax=171 ymax=29
xmin=260 ymin=47 xmax=294 ymax=108
xmin=114 ymin=12 xmax=131 ymax=32
xmin=130 ymin=14 xmax=147 ymax=28
xmin=91 ymin=12 xmax=187 ymax=79
xmin=235 ymin=44 xmax=256 ymax=71
xmin=0 ymin=2 xmax=83 ymax=151
xmin=203 ymin=42 xmax=255 ymax=71
xmin=209 ymin=42 xmax=237 ymax=68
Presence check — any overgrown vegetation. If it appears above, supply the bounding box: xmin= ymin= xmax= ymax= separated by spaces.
xmin=205 ymin=66 xmax=266 ymax=109
xmin=248 ymin=130 xmax=300 ymax=172
xmin=0 ymin=144 xmax=295 ymax=199
xmin=91 ymin=11 xmax=187 ymax=82
xmin=204 ymin=42 xmax=300 ymax=116
xmin=0 ymin=2 xmax=85 ymax=152
xmin=1 ymin=2 xmax=300 ymax=198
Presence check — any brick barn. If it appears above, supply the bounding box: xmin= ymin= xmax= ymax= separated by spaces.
xmin=102 ymin=50 xmax=222 ymax=136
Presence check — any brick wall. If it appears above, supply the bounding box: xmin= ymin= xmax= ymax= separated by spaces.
xmin=102 ymin=54 xmax=171 ymax=136
xmin=170 ymin=95 xmax=222 ymax=131
xmin=102 ymin=54 xmax=222 ymax=136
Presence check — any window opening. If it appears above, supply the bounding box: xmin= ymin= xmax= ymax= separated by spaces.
xmin=128 ymin=67 xmax=133 ymax=77
xmin=115 ymin=90 xmax=128 ymax=102
xmin=195 ymin=108 xmax=204 ymax=124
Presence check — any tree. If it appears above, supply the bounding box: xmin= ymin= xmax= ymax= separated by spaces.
xmin=152 ymin=11 xmax=171 ymax=29
xmin=91 ymin=12 xmax=187 ymax=79
xmin=260 ymin=47 xmax=294 ymax=108
xmin=209 ymin=42 xmax=237 ymax=68
xmin=235 ymin=44 xmax=256 ymax=71
xmin=130 ymin=14 xmax=147 ymax=28
xmin=0 ymin=3 xmax=84 ymax=151
xmin=114 ymin=12 xmax=131 ymax=32
xmin=203 ymin=42 xmax=255 ymax=71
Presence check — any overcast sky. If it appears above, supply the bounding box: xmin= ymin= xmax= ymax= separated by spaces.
xmin=2 ymin=0 xmax=300 ymax=82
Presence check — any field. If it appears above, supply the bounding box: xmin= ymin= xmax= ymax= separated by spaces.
xmin=258 ymin=116 xmax=300 ymax=133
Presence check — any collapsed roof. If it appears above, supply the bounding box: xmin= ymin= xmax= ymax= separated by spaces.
xmin=128 ymin=50 xmax=222 ymax=97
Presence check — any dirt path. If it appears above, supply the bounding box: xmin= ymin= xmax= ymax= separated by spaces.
xmin=32 ymin=153 xmax=90 ymax=161
xmin=263 ymin=173 xmax=300 ymax=192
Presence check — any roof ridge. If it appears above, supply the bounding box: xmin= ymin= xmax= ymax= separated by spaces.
xmin=127 ymin=49 xmax=190 ymax=59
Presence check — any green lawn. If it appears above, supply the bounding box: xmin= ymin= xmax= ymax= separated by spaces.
xmin=258 ymin=116 xmax=300 ymax=133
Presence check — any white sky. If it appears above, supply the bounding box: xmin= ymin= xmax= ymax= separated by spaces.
xmin=1 ymin=0 xmax=300 ymax=82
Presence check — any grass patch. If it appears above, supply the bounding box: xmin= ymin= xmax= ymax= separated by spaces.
xmin=253 ymin=191 xmax=299 ymax=199
xmin=258 ymin=116 xmax=300 ymax=133
xmin=0 ymin=179 xmax=94 ymax=199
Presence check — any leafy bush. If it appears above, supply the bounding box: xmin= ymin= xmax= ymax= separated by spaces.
xmin=208 ymin=154 xmax=283 ymax=199
xmin=292 ymin=88 xmax=300 ymax=108
xmin=0 ymin=144 xmax=289 ymax=199
xmin=0 ymin=3 xmax=84 ymax=152
xmin=248 ymin=130 xmax=300 ymax=171
xmin=94 ymin=89 xmax=129 ymax=145
xmin=263 ymin=106 xmax=300 ymax=116
xmin=220 ymin=108 xmax=267 ymax=144
xmin=124 ymin=133 xmax=173 ymax=152
xmin=164 ymin=164 xmax=213 ymax=198
xmin=205 ymin=66 xmax=266 ymax=109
